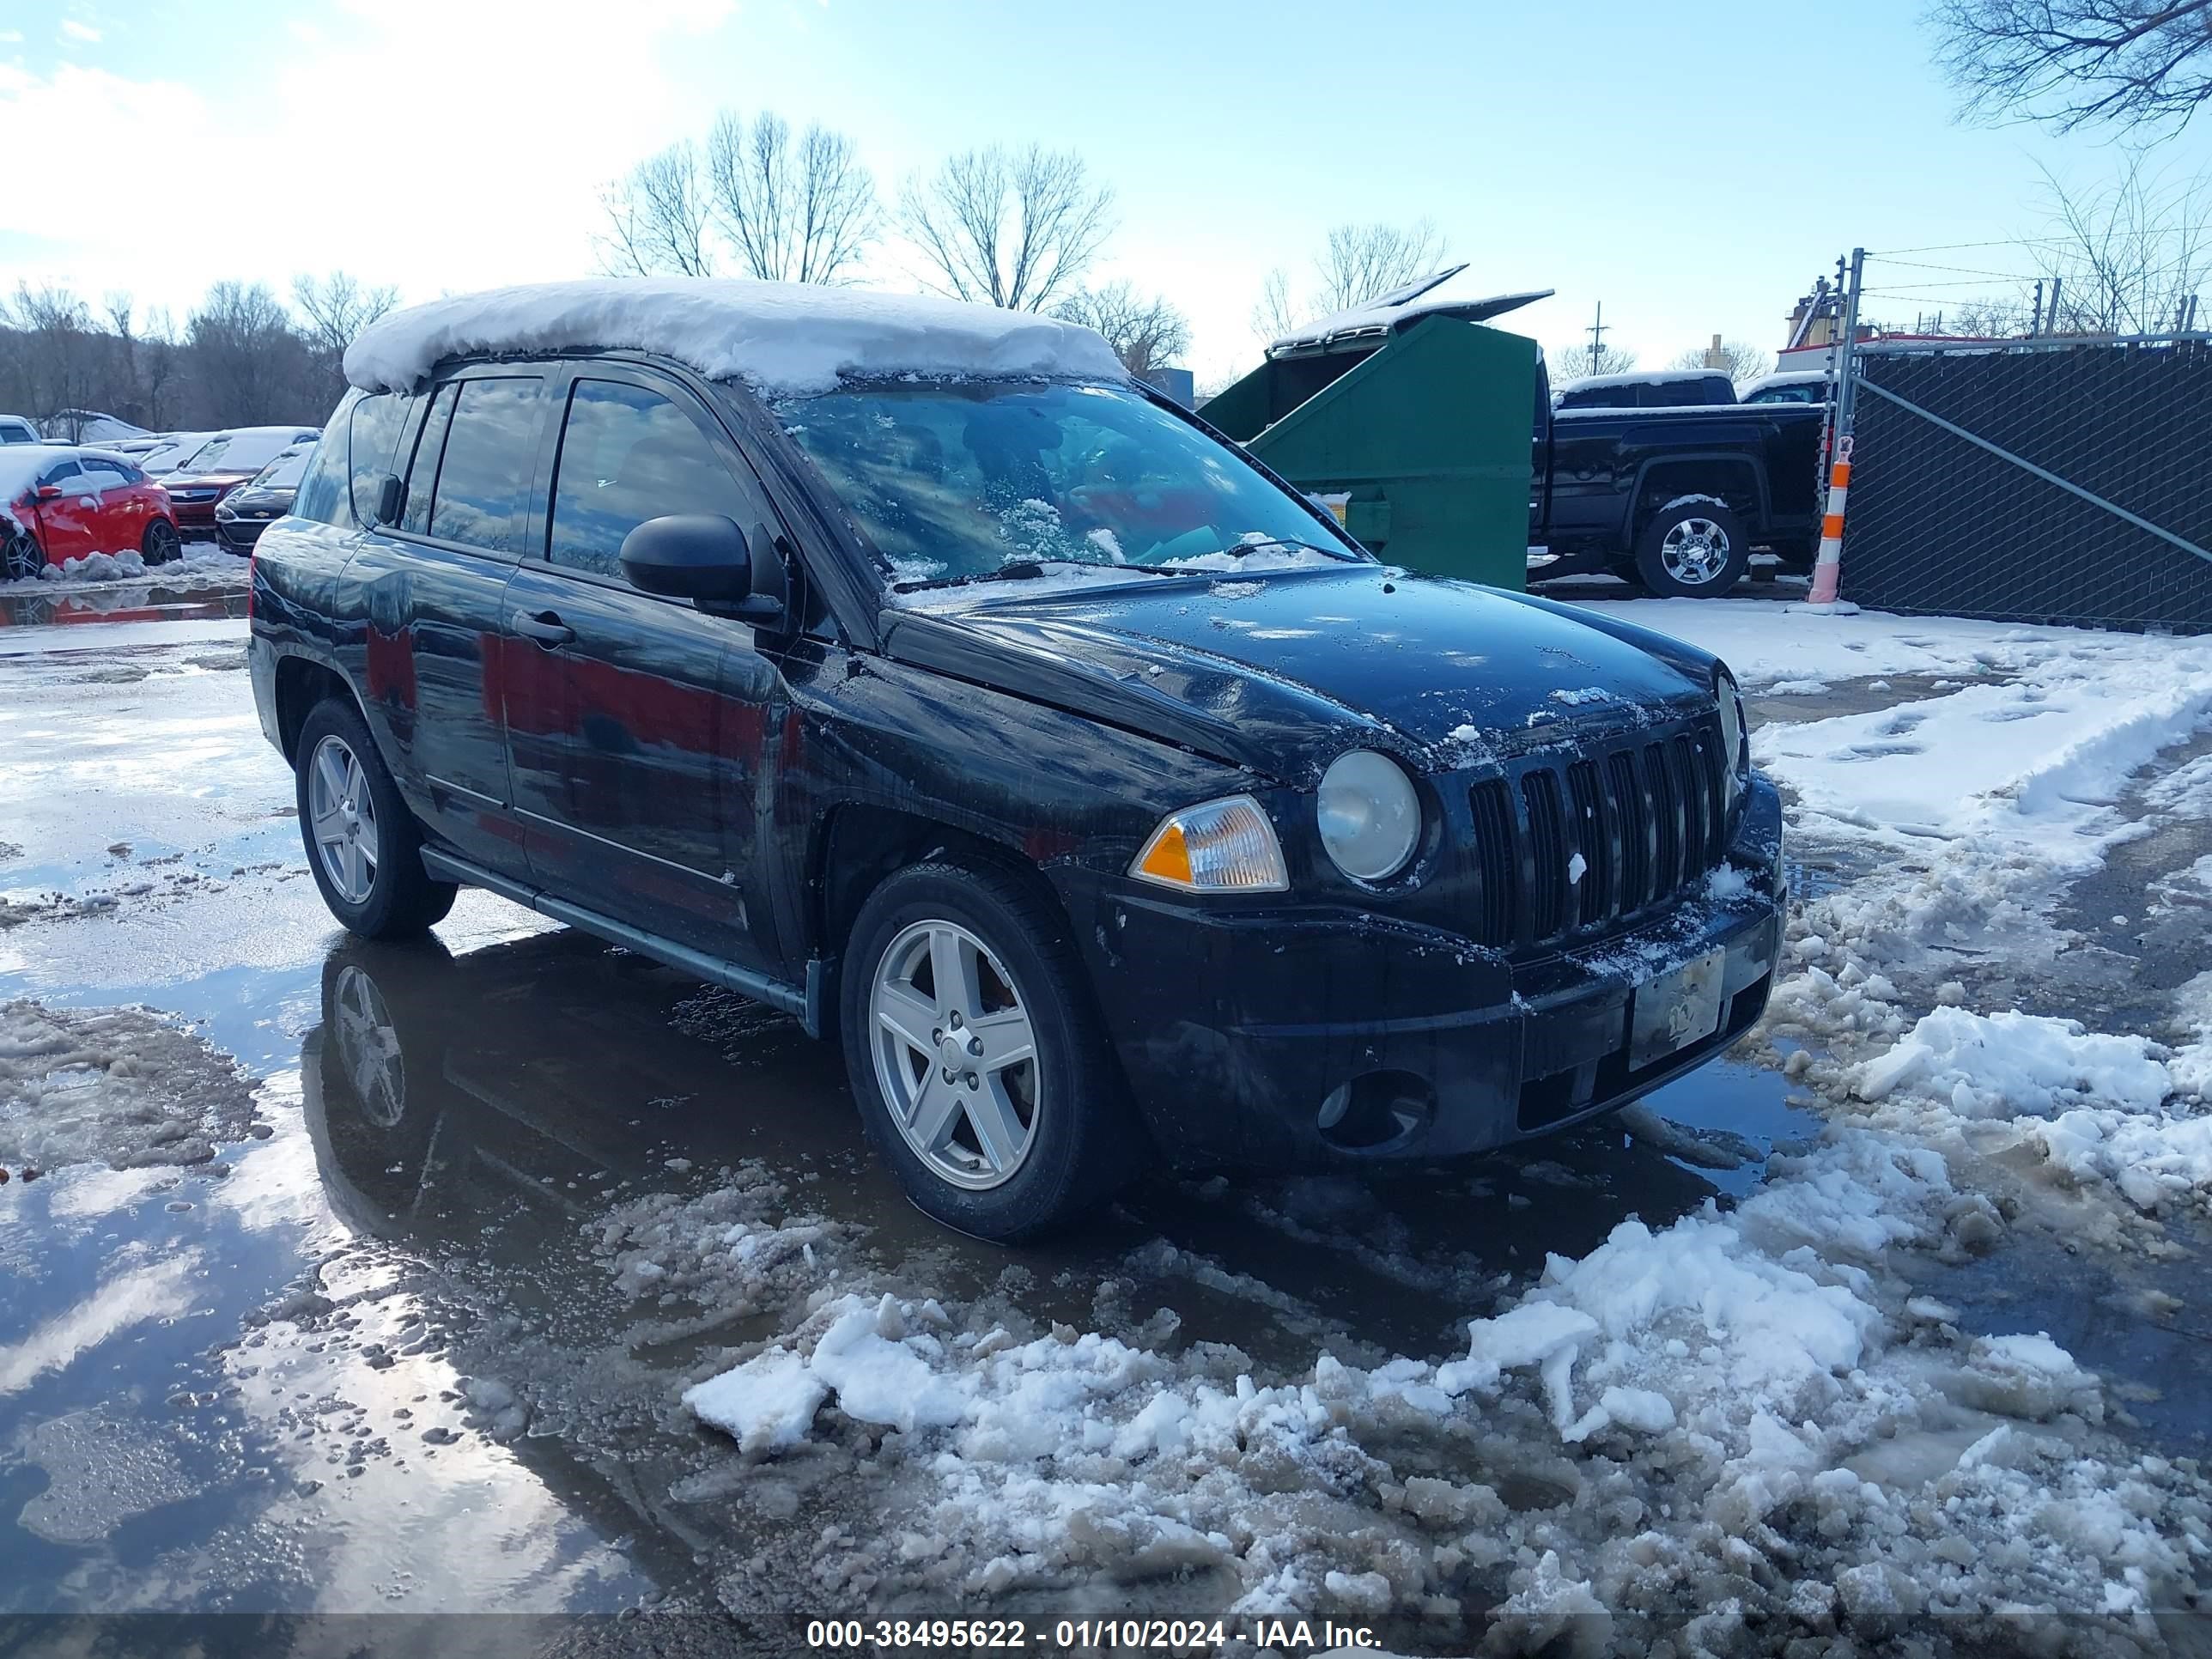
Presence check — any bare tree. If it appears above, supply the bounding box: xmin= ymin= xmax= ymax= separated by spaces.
xmin=1250 ymin=220 xmax=1451 ymax=343
xmin=1312 ymin=220 xmax=1449 ymax=313
xmin=5 ymin=284 xmax=96 ymax=428
xmin=190 ymin=281 xmax=309 ymax=423
xmin=1053 ymin=282 xmax=1190 ymax=375
xmin=1932 ymin=0 xmax=2212 ymax=131
xmin=292 ymin=271 xmax=399 ymax=358
xmin=1668 ymin=339 xmax=1775 ymax=380
xmin=1548 ymin=340 xmax=1638 ymax=380
xmin=703 ymin=111 xmax=877 ymax=284
xmin=597 ymin=142 xmax=717 ymax=277
xmin=1251 ymin=267 xmax=1300 ymax=342
xmin=899 ymin=144 xmax=1115 ymax=311
xmin=2033 ymin=152 xmax=2212 ymax=331
xmin=292 ymin=270 xmax=400 ymax=406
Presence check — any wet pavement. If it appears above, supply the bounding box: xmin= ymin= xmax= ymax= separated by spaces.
xmin=0 ymin=612 xmax=1838 ymax=1621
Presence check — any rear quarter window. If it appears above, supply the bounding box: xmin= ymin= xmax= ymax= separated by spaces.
xmin=291 ymin=411 xmax=349 ymax=525
xmin=349 ymin=390 xmax=417 ymax=528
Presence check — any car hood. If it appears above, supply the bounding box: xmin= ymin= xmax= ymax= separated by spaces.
xmin=162 ymin=471 xmax=252 ymax=490
xmin=878 ymin=566 xmax=1721 ymax=782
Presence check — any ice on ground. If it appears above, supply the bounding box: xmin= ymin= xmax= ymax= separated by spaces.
xmin=676 ymin=1126 xmax=2195 ymax=1644
xmin=1586 ymin=598 xmax=2139 ymax=690
xmin=1756 ymin=663 xmax=2212 ymax=866
xmin=345 ymin=278 xmax=1127 ymax=398
xmin=0 ymin=1000 xmax=261 ymax=1171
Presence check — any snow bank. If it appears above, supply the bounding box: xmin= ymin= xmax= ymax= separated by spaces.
xmin=345 ymin=278 xmax=1128 ymax=398
xmin=1856 ymin=1006 xmax=2174 ymax=1116
xmin=670 ymin=1126 xmax=2189 ymax=1643
xmin=0 ymin=1000 xmax=261 ymax=1171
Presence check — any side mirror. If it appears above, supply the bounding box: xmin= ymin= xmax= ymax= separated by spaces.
xmin=33 ymin=484 xmax=61 ymax=502
xmin=373 ymin=473 xmax=404 ymax=527
xmin=618 ymin=514 xmax=787 ymax=625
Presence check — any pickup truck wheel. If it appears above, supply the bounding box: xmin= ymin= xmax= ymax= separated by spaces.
xmin=842 ymin=860 xmax=1142 ymax=1241
xmin=1635 ymin=501 xmax=1749 ymax=598
xmin=295 ymin=698 xmax=459 ymax=939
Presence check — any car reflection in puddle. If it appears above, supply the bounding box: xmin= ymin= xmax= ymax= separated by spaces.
xmin=307 ymin=927 xmax=1820 ymax=1412
xmin=2 ymin=925 xmax=1819 ymax=1619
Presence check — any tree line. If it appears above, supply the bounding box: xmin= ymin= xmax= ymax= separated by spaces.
xmin=0 ymin=273 xmax=398 ymax=438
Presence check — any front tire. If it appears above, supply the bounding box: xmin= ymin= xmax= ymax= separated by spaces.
xmin=1634 ymin=500 xmax=1750 ymax=598
xmin=3 ymin=526 xmax=43 ymax=582
xmin=840 ymin=860 xmax=1143 ymax=1241
xmin=294 ymin=698 xmax=458 ymax=939
xmin=142 ymin=519 xmax=181 ymax=567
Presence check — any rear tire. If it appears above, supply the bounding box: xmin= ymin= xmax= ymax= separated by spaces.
xmin=1633 ymin=500 xmax=1750 ymax=598
xmin=839 ymin=860 xmax=1145 ymax=1241
xmin=295 ymin=697 xmax=458 ymax=940
xmin=141 ymin=519 xmax=181 ymax=567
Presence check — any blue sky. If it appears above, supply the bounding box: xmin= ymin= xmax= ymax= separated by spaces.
xmin=3 ymin=0 xmax=2203 ymax=386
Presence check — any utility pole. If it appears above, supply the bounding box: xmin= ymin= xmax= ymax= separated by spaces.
xmin=1807 ymin=246 xmax=1865 ymax=607
xmin=1585 ymin=301 xmax=1607 ymax=376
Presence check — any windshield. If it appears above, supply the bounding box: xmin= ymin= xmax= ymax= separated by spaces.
xmin=179 ymin=430 xmax=299 ymax=475
xmin=252 ymin=446 xmax=312 ymax=489
xmin=773 ymin=380 xmax=1366 ymax=587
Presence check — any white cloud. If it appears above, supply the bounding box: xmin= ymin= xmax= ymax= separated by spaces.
xmin=60 ymin=19 xmax=101 ymax=43
xmin=0 ymin=0 xmax=735 ymax=316
xmin=0 ymin=31 xmax=24 ymax=45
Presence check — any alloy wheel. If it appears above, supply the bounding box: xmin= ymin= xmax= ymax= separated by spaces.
xmin=869 ymin=919 xmax=1042 ymax=1190
xmin=331 ymin=964 xmax=406 ymax=1128
xmin=3 ymin=529 xmax=41 ymax=582
xmin=308 ymin=733 xmax=380 ymax=906
xmin=1659 ymin=517 xmax=1731 ymax=585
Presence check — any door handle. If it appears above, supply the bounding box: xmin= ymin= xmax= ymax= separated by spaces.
xmin=514 ymin=611 xmax=574 ymax=647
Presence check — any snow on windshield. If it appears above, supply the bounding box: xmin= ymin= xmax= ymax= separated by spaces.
xmin=775 ymin=380 xmax=1363 ymax=593
xmin=177 ymin=429 xmax=304 ymax=475
xmin=344 ymin=278 xmax=1128 ymax=398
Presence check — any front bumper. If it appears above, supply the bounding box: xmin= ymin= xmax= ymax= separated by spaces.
xmin=216 ymin=516 xmax=268 ymax=553
xmin=1066 ymin=775 xmax=1787 ymax=1171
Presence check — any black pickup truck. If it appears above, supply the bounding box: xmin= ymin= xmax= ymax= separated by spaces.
xmin=1530 ymin=358 xmax=1828 ymax=597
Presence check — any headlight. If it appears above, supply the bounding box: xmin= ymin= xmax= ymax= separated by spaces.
xmin=1716 ymin=667 xmax=1747 ymax=810
xmin=1131 ymin=795 xmax=1287 ymax=892
xmin=1317 ymin=750 xmax=1421 ymax=882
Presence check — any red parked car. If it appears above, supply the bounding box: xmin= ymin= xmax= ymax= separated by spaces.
xmin=2 ymin=447 xmax=182 ymax=579
xmin=160 ymin=425 xmax=321 ymax=540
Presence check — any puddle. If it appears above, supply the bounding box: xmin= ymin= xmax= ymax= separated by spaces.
xmin=0 ymin=586 xmax=248 ymax=629
xmin=0 ymin=911 xmax=1825 ymax=1612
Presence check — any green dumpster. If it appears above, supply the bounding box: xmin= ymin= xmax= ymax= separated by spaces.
xmin=1203 ymin=270 xmax=1547 ymax=589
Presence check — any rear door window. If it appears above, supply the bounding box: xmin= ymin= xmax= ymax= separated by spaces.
xmin=424 ymin=378 xmax=543 ymax=554
xmin=399 ymin=385 xmax=459 ymax=536
xmin=545 ymin=380 xmax=753 ymax=579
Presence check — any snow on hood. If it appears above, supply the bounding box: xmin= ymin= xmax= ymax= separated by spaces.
xmin=343 ymin=278 xmax=1131 ymax=397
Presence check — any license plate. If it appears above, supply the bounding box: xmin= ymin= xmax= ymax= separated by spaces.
xmin=1629 ymin=947 xmax=1727 ymax=1069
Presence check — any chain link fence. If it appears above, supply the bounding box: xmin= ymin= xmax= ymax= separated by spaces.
xmin=1834 ymin=307 xmax=2212 ymax=630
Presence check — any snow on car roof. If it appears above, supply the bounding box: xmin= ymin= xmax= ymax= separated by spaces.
xmin=344 ymin=278 xmax=1130 ymax=398
xmin=0 ymin=446 xmax=130 ymax=496
xmin=1737 ymin=369 xmax=1832 ymax=393
xmin=1556 ymin=368 xmax=1729 ymax=392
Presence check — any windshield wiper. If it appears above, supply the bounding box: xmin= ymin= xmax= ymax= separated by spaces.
xmin=1218 ymin=537 xmax=1360 ymax=562
xmin=888 ymin=558 xmax=1180 ymax=594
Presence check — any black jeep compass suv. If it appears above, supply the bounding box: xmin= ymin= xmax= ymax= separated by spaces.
xmin=248 ymin=278 xmax=1784 ymax=1240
